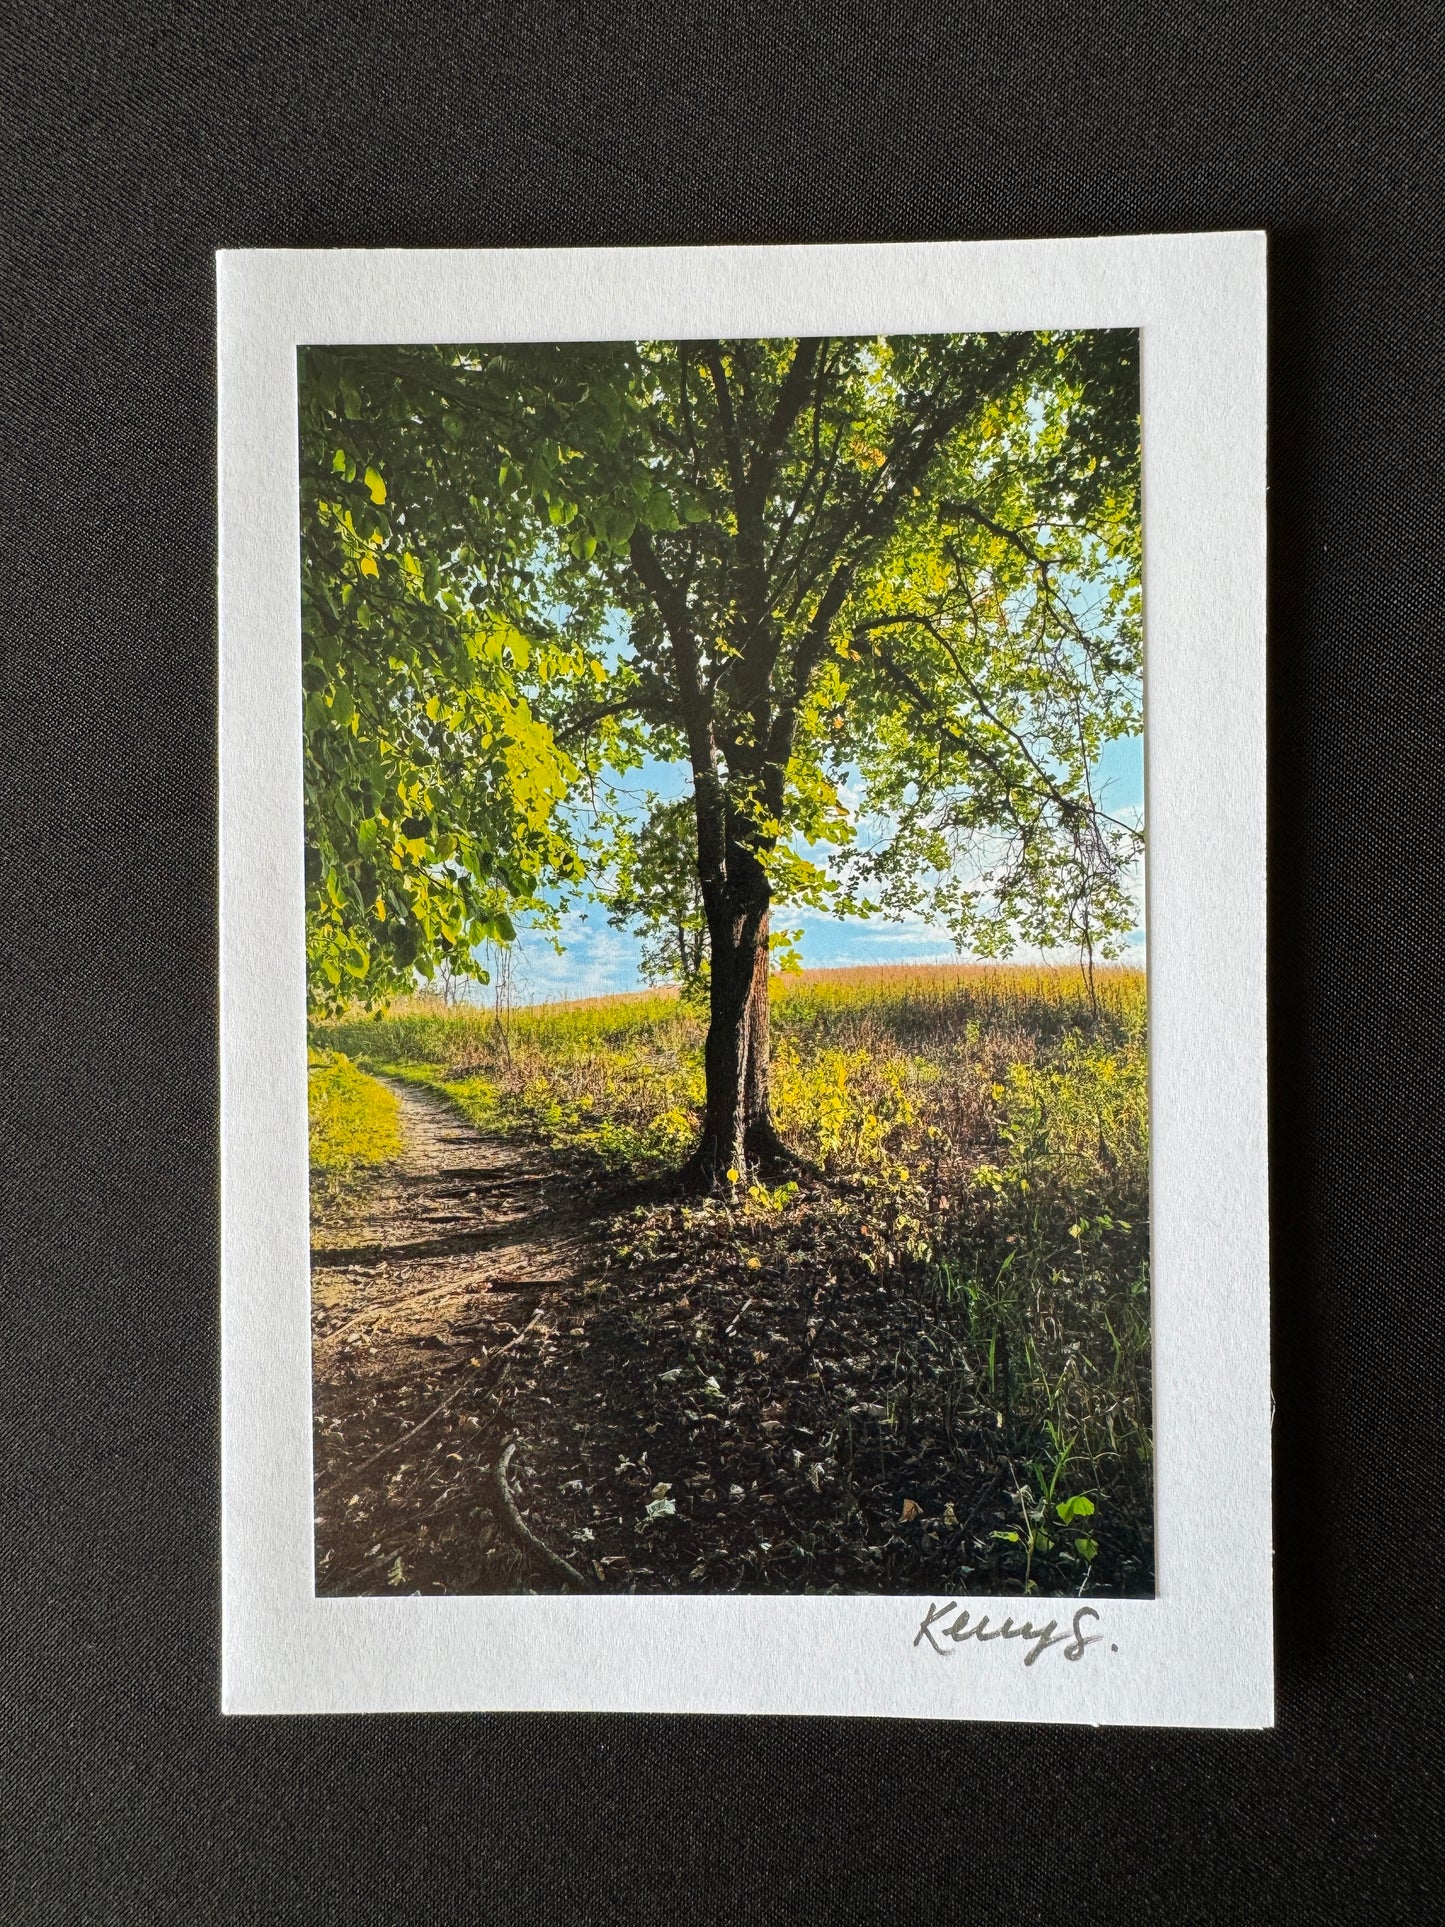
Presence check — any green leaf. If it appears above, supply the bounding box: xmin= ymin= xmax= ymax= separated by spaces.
xmin=296 ymin=332 xmax=1141 ymax=1021
xmin=1074 ymin=1537 xmax=1099 ymax=1561
xmin=1056 ymin=1495 xmax=1096 ymax=1524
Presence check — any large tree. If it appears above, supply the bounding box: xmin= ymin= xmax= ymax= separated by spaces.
xmin=300 ymin=332 xmax=1141 ymax=1182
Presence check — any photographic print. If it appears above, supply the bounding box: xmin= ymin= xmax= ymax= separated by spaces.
xmin=219 ymin=237 xmax=1269 ymax=1721
xmin=301 ymin=330 xmax=1152 ymax=1603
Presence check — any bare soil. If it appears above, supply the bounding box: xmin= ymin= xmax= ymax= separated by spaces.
xmin=312 ymin=1079 xmax=1151 ymax=1597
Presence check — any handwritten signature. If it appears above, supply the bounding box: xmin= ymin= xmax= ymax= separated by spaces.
xmin=913 ymin=1600 xmax=1107 ymax=1667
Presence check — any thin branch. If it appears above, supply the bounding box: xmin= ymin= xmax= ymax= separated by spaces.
xmin=853 ymin=614 xmax=1140 ymax=839
xmin=702 ymin=344 xmax=746 ymax=503
xmin=553 ymin=695 xmax=649 ymax=746
xmin=494 ymin=1436 xmax=594 ymax=1590
xmin=318 ymin=1305 xmax=547 ymax=1493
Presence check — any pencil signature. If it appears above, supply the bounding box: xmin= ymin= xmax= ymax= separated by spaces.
xmin=913 ymin=1600 xmax=1108 ymax=1667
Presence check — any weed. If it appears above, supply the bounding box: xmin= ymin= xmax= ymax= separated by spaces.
xmin=312 ymin=963 xmax=1153 ymax=1591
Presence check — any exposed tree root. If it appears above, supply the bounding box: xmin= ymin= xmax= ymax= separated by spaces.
xmin=744 ymin=1120 xmax=824 ymax=1180
xmin=680 ymin=1121 xmax=824 ymax=1192
xmin=493 ymin=1436 xmax=593 ymax=1591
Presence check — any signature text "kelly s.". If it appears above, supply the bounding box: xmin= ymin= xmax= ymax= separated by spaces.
xmin=913 ymin=1600 xmax=1105 ymax=1667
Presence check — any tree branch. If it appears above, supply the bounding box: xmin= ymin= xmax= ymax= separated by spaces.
xmin=627 ymin=528 xmax=726 ymax=889
xmin=851 ymin=614 xmax=1140 ymax=841
xmin=702 ymin=345 xmax=746 ymax=503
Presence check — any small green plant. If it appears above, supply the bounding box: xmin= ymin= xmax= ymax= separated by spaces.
xmin=310 ymin=964 xmax=1153 ymax=1592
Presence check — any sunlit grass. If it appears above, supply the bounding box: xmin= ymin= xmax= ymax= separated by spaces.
xmin=308 ymin=1048 xmax=403 ymax=1179
xmin=312 ymin=962 xmax=1153 ymax=1590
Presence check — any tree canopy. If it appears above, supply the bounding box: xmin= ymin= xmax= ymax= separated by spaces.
xmin=299 ymin=332 xmax=1141 ymax=1173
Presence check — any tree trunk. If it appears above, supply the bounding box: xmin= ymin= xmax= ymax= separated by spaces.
xmin=686 ymin=848 xmax=791 ymax=1186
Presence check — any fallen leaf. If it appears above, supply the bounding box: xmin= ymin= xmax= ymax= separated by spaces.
xmin=901 ymin=1499 xmax=923 ymax=1523
xmin=943 ymin=1502 xmax=958 ymax=1527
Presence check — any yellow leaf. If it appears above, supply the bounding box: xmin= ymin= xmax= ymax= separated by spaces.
xmin=365 ymin=466 xmax=386 ymax=504
xmin=359 ymin=554 xmax=379 ymax=577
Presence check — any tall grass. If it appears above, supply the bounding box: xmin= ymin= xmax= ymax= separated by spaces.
xmin=317 ymin=963 xmax=1144 ymax=1181
xmin=313 ymin=963 xmax=1152 ymax=1589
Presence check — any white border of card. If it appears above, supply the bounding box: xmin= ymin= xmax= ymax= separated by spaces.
xmin=219 ymin=234 xmax=1270 ymax=1724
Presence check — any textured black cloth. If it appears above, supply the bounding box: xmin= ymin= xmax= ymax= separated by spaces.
xmin=2 ymin=4 xmax=1442 ymax=1921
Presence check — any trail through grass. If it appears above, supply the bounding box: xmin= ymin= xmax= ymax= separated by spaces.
xmin=314 ymin=962 xmax=1153 ymax=1595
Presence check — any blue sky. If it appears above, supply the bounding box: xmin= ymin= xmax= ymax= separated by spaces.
xmin=493 ymin=731 xmax=1145 ymax=1006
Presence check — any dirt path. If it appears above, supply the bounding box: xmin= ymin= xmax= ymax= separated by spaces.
xmin=311 ymin=1077 xmax=1151 ymax=1600
xmin=310 ymin=1079 xmax=607 ymax=1595
xmin=312 ymin=1077 xmax=596 ymax=1352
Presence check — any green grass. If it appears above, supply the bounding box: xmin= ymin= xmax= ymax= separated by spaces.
xmin=308 ymin=1048 xmax=403 ymax=1181
xmin=313 ymin=962 xmax=1153 ymax=1592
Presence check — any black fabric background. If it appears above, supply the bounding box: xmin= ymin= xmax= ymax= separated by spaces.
xmin=3 ymin=4 xmax=1442 ymax=1921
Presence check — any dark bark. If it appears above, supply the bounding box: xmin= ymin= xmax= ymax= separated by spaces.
xmin=632 ymin=340 xmax=1028 ymax=1189
xmin=683 ymin=845 xmax=805 ymax=1186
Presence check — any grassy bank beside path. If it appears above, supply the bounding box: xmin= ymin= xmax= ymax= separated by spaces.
xmin=311 ymin=963 xmax=1154 ymax=1596
xmin=308 ymin=1048 xmax=403 ymax=1187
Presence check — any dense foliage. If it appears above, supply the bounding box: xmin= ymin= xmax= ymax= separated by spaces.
xmin=300 ymin=334 xmax=1142 ymax=1021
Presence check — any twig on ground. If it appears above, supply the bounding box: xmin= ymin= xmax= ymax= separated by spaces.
xmin=319 ymin=1305 xmax=548 ymax=1492
xmin=493 ymin=1436 xmax=594 ymax=1591
xmin=316 ymin=1280 xmax=462 ymax=1352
